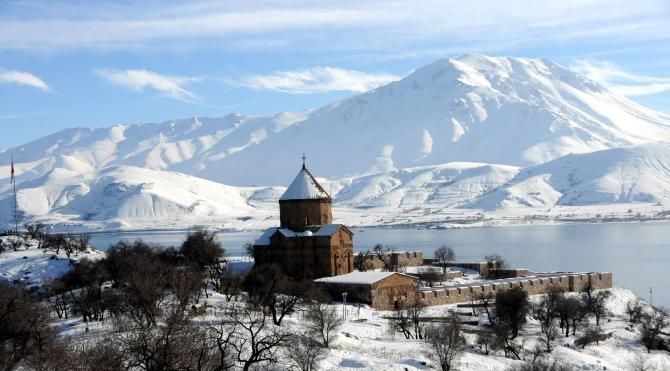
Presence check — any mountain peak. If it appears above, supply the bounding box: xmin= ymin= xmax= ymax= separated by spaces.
xmin=2 ymin=55 xmax=669 ymax=187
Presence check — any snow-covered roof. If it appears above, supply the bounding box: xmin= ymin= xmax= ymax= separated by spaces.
xmin=278 ymin=224 xmax=343 ymax=238
xmin=279 ymin=166 xmax=331 ymax=201
xmin=314 ymin=271 xmax=419 ymax=285
xmin=254 ymin=224 xmax=346 ymax=246
xmin=254 ymin=227 xmax=278 ymax=246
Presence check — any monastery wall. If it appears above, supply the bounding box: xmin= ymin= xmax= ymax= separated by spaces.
xmin=357 ymin=251 xmax=424 ymax=269
xmin=418 ymin=272 xmax=613 ymax=306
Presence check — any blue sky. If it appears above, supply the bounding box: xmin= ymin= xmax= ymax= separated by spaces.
xmin=1 ymin=0 xmax=670 ymax=149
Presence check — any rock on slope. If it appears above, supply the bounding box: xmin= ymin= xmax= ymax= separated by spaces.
xmin=3 ymin=54 xmax=670 ymax=187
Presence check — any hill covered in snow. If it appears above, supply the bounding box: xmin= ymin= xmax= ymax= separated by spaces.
xmin=2 ymin=54 xmax=670 ymax=231
xmin=469 ymin=143 xmax=670 ymax=210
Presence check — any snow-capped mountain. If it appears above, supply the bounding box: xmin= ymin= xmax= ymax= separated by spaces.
xmin=3 ymin=54 xmax=670 ymax=188
xmin=468 ymin=142 xmax=670 ymax=210
xmin=2 ymin=54 xmax=670 ymax=230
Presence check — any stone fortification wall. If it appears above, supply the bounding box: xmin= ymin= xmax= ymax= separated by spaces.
xmin=418 ymin=272 xmax=613 ymax=306
xmin=356 ymin=251 xmax=424 ymax=269
xmin=447 ymin=262 xmax=489 ymax=275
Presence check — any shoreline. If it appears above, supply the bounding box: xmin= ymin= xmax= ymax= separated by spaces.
xmin=42 ymin=212 xmax=670 ymax=235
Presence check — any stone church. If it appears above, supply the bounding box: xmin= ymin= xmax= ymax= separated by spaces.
xmin=253 ymin=162 xmax=354 ymax=279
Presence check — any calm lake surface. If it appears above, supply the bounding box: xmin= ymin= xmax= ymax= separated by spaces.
xmin=89 ymin=222 xmax=670 ymax=308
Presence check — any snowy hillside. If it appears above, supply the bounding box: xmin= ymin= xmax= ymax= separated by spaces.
xmin=469 ymin=143 xmax=670 ymax=210
xmin=3 ymin=54 xmax=670 ymax=188
xmin=327 ymin=162 xmax=519 ymax=209
xmin=0 ymin=166 xmax=282 ymax=231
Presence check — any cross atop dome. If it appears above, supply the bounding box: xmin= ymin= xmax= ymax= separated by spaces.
xmin=280 ymin=157 xmax=330 ymax=201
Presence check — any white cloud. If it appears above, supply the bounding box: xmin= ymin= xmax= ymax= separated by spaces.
xmin=0 ymin=0 xmax=668 ymax=54
xmin=95 ymin=69 xmax=200 ymax=102
xmin=571 ymin=60 xmax=670 ymax=97
xmin=241 ymin=67 xmax=401 ymax=94
xmin=0 ymin=69 xmax=49 ymax=91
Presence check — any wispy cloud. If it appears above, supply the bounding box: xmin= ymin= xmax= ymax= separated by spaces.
xmin=571 ymin=60 xmax=670 ymax=96
xmin=95 ymin=69 xmax=201 ymax=102
xmin=240 ymin=67 xmax=401 ymax=94
xmin=0 ymin=69 xmax=49 ymax=91
xmin=0 ymin=1 xmax=668 ymax=55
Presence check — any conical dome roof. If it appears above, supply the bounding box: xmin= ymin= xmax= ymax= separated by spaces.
xmin=280 ymin=166 xmax=331 ymax=201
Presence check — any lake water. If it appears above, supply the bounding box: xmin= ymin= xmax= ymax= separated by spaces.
xmin=89 ymin=222 xmax=670 ymax=308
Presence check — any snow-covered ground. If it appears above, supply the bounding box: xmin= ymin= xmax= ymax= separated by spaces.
xmin=0 ymin=236 xmax=105 ymax=290
xmin=1 ymin=241 xmax=667 ymax=370
xmin=55 ymin=285 xmax=670 ymax=371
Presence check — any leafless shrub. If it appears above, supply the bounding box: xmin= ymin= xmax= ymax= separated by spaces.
xmin=434 ymin=245 xmax=455 ymax=274
xmin=639 ymin=308 xmax=668 ymax=353
xmin=0 ymin=282 xmax=56 ymax=370
xmin=425 ymin=314 xmax=466 ymax=371
xmin=305 ymin=302 xmax=343 ymax=348
xmin=285 ymin=335 xmax=327 ymax=371
xmin=575 ymin=325 xmax=608 ymax=348
xmin=626 ymin=299 xmax=644 ymax=324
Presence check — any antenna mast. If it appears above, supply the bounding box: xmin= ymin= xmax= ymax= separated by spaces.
xmin=11 ymin=155 xmax=18 ymax=233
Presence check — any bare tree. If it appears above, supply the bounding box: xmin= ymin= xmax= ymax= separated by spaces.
xmin=7 ymin=236 xmax=23 ymax=252
xmin=434 ymin=246 xmax=455 ymax=274
xmin=483 ymin=253 xmax=508 ymax=278
xmin=373 ymin=244 xmax=396 ymax=272
xmin=628 ymin=354 xmax=650 ymax=371
xmin=425 ymin=314 xmax=466 ymax=371
xmin=243 ymin=264 xmax=307 ymax=326
xmin=478 ymin=288 xmax=528 ymax=359
xmin=227 ymin=305 xmax=292 ymax=371
xmin=388 ymin=307 xmax=413 ymax=339
xmin=0 ymin=282 xmax=56 ymax=371
xmin=353 ymin=250 xmax=374 ymax=272
xmin=285 ymin=335 xmax=327 ymax=371
xmin=512 ymin=359 xmax=573 ymax=371
xmin=180 ymin=230 xmax=225 ymax=297
xmin=305 ymin=302 xmax=343 ymax=348
xmin=389 ymin=298 xmax=427 ymax=340
xmin=539 ymin=318 xmax=559 ymax=353
xmin=23 ymin=223 xmax=46 ymax=240
xmin=639 ymin=308 xmax=668 ymax=353
xmin=114 ymin=311 xmax=224 ymax=371
xmin=626 ymin=299 xmax=644 ymax=324
xmin=476 ymin=327 xmax=495 ymax=355
xmin=581 ymin=284 xmax=611 ymax=326
xmin=575 ymin=325 xmax=608 ymax=348
xmin=218 ymin=271 xmax=242 ymax=302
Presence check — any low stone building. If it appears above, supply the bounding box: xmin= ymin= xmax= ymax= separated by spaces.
xmin=315 ymin=271 xmax=421 ymax=310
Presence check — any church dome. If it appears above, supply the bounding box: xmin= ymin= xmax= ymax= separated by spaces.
xmin=279 ymin=166 xmax=331 ymax=201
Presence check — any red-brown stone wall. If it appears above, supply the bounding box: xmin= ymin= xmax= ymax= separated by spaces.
xmin=279 ymin=199 xmax=332 ymax=231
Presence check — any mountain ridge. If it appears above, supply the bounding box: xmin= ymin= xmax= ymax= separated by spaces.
xmin=4 ymin=54 xmax=670 ymax=188
xmin=3 ymin=54 xmax=670 ymax=230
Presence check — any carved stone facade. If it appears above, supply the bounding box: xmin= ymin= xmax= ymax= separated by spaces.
xmin=254 ymin=165 xmax=353 ymax=279
xmin=279 ymin=199 xmax=333 ymax=231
